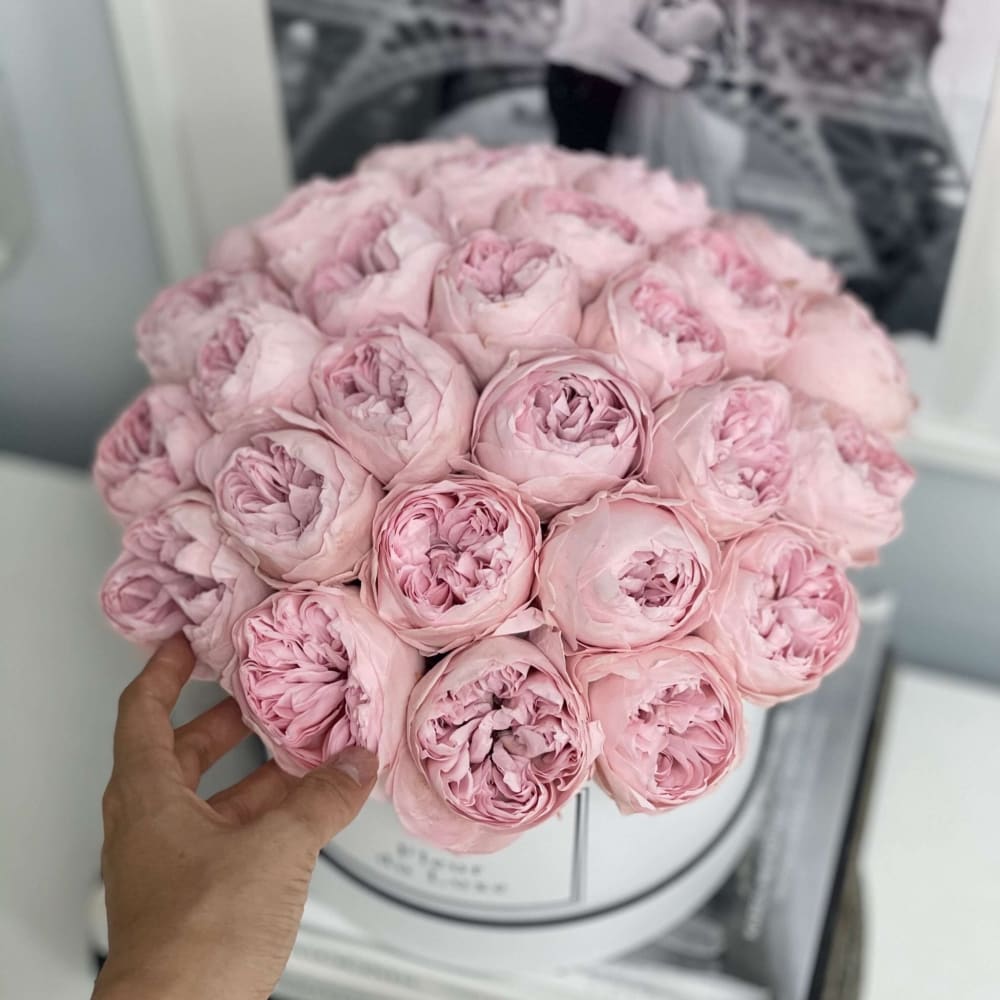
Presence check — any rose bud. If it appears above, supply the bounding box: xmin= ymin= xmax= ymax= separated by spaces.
xmin=134 ymin=269 xmax=291 ymax=383
xmin=387 ymin=633 xmax=601 ymax=853
xmin=362 ymin=477 xmax=541 ymax=654
xmin=94 ymin=384 xmax=212 ymax=524
xmin=648 ymin=378 xmax=793 ymax=539
xmin=291 ymin=201 xmax=451 ymax=338
xmin=771 ymin=294 xmax=915 ymax=436
xmin=712 ymin=213 xmax=840 ymax=296
xmin=254 ymin=173 xmax=410 ymax=289
xmin=471 ymin=352 xmax=652 ymax=519
xmin=575 ymin=158 xmax=711 ymax=243
xmin=308 ymin=323 xmax=477 ymax=486
xmin=230 ymin=586 xmax=422 ymax=777
xmin=782 ymin=400 xmax=915 ymax=566
xmin=578 ymin=259 xmax=726 ymax=406
xmin=537 ymin=489 xmax=719 ymax=651
xmin=494 ymin=186 xmax=648 ymax=302
xmin=357 ymin=135 xmax=481 ymax=187
xmin=100 ymin=492 xmax=270 ymax=679
xmin=700 ymin=524 xmax=860 ymax=705
xmin=655 ymin=226 xmax=795 ymax=375
xmin=571 ymin=636 xmax=744 ymax=814
xmin=203 ymin=426 xmax=381 ymax=585
xmin=189 ymin=303 xmax=325 ymax=431
xmin=429 ymin=230 xmax=582 ymax=387
xmin=418 ymin=145 xmax=563 ymax=234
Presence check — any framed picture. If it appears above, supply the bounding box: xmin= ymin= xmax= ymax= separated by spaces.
xmin=106 ymin=0 xmax=1000 ymax=476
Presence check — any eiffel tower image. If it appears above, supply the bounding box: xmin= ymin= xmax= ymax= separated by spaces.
xmin=271 ymin=0 xmax=965 ymax=332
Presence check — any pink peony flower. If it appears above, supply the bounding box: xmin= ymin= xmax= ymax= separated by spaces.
xmin=94 ymin=384 xmax=212 ymax=524
xmin=204 ymin=425 xmax=382 ymax=585
xmin=471 ymin=352 xmax=652 ymax=519
xmin=189 ymin=303 xmax=325 ymax=430
xmin=494 ymin=186 xmax=647 ymax=302
xmin=656 ymin=227 xmax=795 ymax=375
xmin=647 ymin=378 xmax=793 ymax=539
xmin=537 ymin=489 xmax=719 ymax=651
xmin=206 ymin=224 xmax=266 ymax=273
xmin=571 ymin=636 xmax=744 ymax=814
xmin=357 ymin=135 xmax=480 ymax=187
xmin=362 ymin=477 xmax=541 ymax=654
xmin=700 ymin=524 xmax=859 ymax=704
xmin=771 ymin=294 xmax=915 ymax=436
xmin=308 ymin=323 xmax=478 ymax=485
xmin=575 ymin=158 xmax=711 ymax=243
xmin=254 ymin=173 xmax=410 ymax=289
xmin=134 ymin=270 xmax=291 ymax=383
xmin=100 ymin=492 xmax=271 ymax=679
xmin=388 ymin=633 xmax=601 ymax=853
xmin=782 ymin=400 xmax=914 ymax=565
xmin=713 ymin=214 xmax=840 ymax=296
xmin=417 ymin=145 xmax=563 ymax=234
xmin=578 ymin=259 xmax=726 ymax=405
xmin=429 ymin=230 xmax=582 ymax=387
xmin=291 ymin=201 xmax=450 ymax=337
xmin=230 ymin=586 xmax=422 ymax=777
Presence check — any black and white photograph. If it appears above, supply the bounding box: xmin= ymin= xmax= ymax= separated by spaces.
xmin=269 ymin=0 xmax=998 ymax=339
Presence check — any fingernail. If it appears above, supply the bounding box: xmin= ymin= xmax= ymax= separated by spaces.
xmin=331 ymin=747 xmax=378 ymax=787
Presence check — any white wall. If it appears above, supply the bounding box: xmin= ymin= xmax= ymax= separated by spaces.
xmin=0 ymin=0 xmax=162 ymax=466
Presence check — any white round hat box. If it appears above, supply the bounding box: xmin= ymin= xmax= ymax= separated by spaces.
xmin=311 ymin=704 xmax=770 ymax=973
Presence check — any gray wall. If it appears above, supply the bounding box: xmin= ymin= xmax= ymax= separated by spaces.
xmin=863 ymin=462 xmax=999 ymax=684
xmin=0 ymin=0 xmax=162 ymax=467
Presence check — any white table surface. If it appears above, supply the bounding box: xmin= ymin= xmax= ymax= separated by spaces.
xmin=0 ymin=453 xmax=257 ymax=998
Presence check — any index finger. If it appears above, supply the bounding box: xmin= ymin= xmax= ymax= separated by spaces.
xmin=113 ymin=635 xmax=195 ymax=773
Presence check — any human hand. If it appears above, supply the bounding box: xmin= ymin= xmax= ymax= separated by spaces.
xmin=91 ymin=636 xmax=377 ymax=1000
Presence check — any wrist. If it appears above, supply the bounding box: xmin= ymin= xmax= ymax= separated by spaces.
xmin=93 ymin=959 xmax=195 ymax=1000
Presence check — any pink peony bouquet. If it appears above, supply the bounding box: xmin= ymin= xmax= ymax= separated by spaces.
xmin=95 ymin=139 xmax=915 ymax=853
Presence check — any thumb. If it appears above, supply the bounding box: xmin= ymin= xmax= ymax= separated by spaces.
xmin=277 ymin=747 xmax=378 ymax=849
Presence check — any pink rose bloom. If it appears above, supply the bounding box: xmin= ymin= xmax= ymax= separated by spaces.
xmin=656 ymin=227 xmax=794 ymax=375
xmin=571 ymin=636 xmax=744 ymax=814
xmin=362 ymin=477 xmax=541 ymax=654
xmin=254 ymin=173 xmax=410 ymax=289
xmin=190 ymin=303 xmax=325 ymax=430
xmin=783 ymin=400 xmax=914 ymax=565
xmin=713 ymin=214 xmax=840 ymax=296
xmin=134 ymin=269 xmax=291 ymax=383
xmin=547 ymin=148 xmax=608 ymax=185
xmin=100 ymin=492 xmax=271 ymax=679
xmin=771 ymin=294 xmax=915 ymax=436
xmin=205 ymin=426 xmax=382 ymax=585
xmin=206 ymin=223 xmax=266 ymax=273
xmin=648 ymin=379 xmax=793 ymax=539
xmin=94 ymin=384 xmax=212 ymax=524
xmin=575 ymin=158 xmax=711 ymax=243
xmin=471 ymin=352 xmax=652 ymax=519
xmin=292 ymin=202 xmax=450 ymax=337
xmin=230 ymin=587 xmax=422 ymax=777
xmin=494 ymin=186 xmax=647 ymax=302
xmin=388 ymin=634 xmax=601 ymax=853
xmin=578 ymin=259 xmax=726 ymax=406
xmin=418 ymin=145 xmax=563 ymax=234
xmin=429 ymin=230 xmax=582 ymax=387
xmin=357 ymin=135 xmax=480 ymax=187
xmin=700 ymin=524 xmax=859 ymax=705
xmin=308 ymin=324 xmax=477 ymax=485
xmin=537 ymin=489 xmax=719 ymax=651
